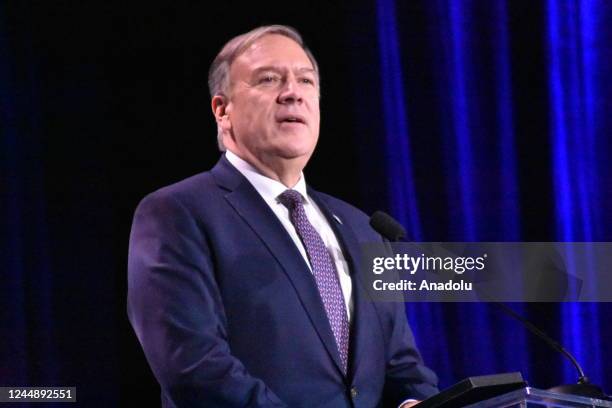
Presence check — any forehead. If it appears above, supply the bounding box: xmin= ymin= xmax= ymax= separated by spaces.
xmin=231 ymin=34 xmax=314 ymax=76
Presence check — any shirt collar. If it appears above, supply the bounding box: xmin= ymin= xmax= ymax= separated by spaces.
xmin=225 ymin=150 xmax=309 ymax=203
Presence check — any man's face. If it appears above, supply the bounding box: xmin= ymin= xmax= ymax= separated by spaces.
xmin=222 ymin=34 xmax=320 ymax=167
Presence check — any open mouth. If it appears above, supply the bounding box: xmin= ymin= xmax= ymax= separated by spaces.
xmin=278 ymin=115 xmax=306 ymax=124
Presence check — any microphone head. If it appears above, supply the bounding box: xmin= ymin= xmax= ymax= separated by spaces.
xmin=369 ymin=211 xmax=406 ymax=242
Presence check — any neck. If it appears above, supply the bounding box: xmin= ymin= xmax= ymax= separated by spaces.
xmin=228 ymin=149 xmax=305 ymax=188
xmin=256 ymin=160 xmax=302 ymax=188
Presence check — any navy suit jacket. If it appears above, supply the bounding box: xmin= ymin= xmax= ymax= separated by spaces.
xmin=127 ymin=157 xmax=438 ymax=407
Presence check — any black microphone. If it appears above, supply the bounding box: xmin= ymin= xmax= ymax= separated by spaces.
xmin=368 ymin=211 xmax=610 ymax=400
xmin=369 ymin=211 xmax=406 ymax=242
xmin=493 ymin=302 xmax=609 ymax=400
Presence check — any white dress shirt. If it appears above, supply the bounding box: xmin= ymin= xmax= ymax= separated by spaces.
xmin=225 ymin=150 xmax=353 ymax=322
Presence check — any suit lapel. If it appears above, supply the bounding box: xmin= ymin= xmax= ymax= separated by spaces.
xmin=307 ymin=188 xmax=377 ymax=381
xmin=211 ymin=157 xmax=346 ymax=375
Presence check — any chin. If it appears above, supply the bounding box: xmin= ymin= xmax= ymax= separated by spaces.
xmin=272 ymin=143 xmax=315 ymax=160
xmin=276 ymin=149 xmax=313 ymax=161
xmin=271 ymin=137 xmax=316 ymax=158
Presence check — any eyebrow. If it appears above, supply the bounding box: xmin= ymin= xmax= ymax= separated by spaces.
xmin=251 ymin=66 xmax=316 ymax=75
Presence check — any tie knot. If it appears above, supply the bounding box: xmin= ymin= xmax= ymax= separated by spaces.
xmin=278 ymin=189 xmax=304 ymax=210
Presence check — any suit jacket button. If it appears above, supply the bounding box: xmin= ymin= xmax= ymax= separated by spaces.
xmin=350 ymin=387 xmax=358 ymax=398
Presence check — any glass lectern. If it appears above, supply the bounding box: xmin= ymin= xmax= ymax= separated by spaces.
xmin=465 ymin=387 xmax=612 ymax=408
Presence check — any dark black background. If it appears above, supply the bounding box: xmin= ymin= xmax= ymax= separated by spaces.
xmin=7 ymin=2 xmax=386 ymax=405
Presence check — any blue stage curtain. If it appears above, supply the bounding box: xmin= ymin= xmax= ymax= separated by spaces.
xmin=547 ymin=0 xmax=612 ymax=390
xmin=369 ymin=0 xmax=612 ymax=392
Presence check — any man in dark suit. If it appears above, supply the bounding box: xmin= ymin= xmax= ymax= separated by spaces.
xmin=127 ymin=25 xmax=438 ymax=407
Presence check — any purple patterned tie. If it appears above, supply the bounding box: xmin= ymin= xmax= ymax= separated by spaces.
xmin=278 ymin=189 xmax=350 ymax=374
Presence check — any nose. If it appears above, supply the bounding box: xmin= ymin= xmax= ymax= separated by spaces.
xmin=277 ymin=76 xmax=303 ymax=105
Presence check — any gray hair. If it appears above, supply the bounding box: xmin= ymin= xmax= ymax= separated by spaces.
xmin=208 ymin=25 xmax=320 ymax=151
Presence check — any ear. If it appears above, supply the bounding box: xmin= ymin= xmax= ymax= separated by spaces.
xmin=211 ymin=94 xmax=232 ymax=132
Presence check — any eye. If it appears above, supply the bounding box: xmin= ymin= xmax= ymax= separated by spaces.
xmin=258 ymin=75 xmax=280 ymax=84
xmin=299 ymin=77 xmax=315 ymax=85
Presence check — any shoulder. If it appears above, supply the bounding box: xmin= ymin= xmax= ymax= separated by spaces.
xmin=144 ymin=171 xmax=214 ymax=202
xmin=135 ymin=155 xmax=245 ymax=212
xmin=133 ymin=169 xmax=225 ymax=224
